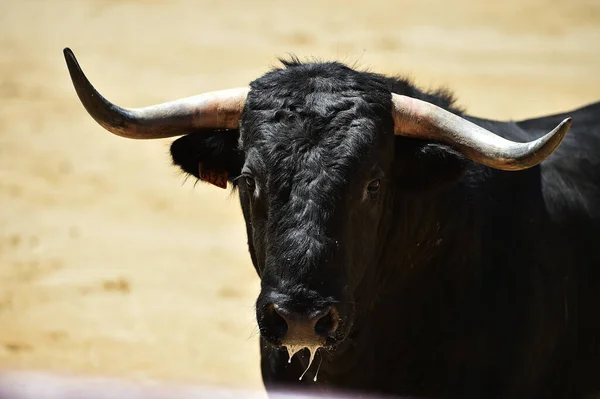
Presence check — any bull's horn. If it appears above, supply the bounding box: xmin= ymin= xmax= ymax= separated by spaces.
xmin=63 ymin=48 xmax=249 ymax=139
xmin=391 ymin=94 xmax=571 ymax=171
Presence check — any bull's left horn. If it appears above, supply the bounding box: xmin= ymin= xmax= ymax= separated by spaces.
xmin=391 ymin=94 xmax=571 ymax=171
xmin=63 ymin=48 xmax=249 ymax=139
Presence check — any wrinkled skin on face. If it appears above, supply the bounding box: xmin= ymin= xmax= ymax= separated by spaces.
xmin=238 ymin=60 xmax=396 ymax=349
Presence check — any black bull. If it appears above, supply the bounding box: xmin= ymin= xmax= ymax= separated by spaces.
xmin=63 ymin=48 xmax=600 ymax=399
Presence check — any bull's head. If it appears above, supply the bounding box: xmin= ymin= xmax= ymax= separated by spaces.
xmin=63 ymin=48 xmax=571 ymax=357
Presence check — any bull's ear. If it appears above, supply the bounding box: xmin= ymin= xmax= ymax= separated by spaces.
xmin=170 ymin=130 xmax=244 ymax=189
xmin=394 ymin=137 xmax=468 ymax=192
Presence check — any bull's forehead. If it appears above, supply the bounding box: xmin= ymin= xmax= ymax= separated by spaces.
xmin=240 ymin=60 xmax=392 ymax=140
xmin=241 ymin=100 xmax=378 ymax=197
xmin=239 ymin=60 xmax=394 ymax=176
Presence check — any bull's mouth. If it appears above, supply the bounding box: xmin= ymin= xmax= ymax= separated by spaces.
xmin=261 ymin=331 xmax=344 ymax=350
xmin=260 ymin=319 xmax=350 ymax=353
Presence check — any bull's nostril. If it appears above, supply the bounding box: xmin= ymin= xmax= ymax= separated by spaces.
xmin=314 ymin=307 xmax=339 ymax=337
xmin=263 ymin=304 xmax=288 ymax=339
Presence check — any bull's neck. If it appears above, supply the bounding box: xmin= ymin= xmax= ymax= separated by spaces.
xmin=319 ymin=174 xmax=485 ymax=384
xmin=357 ymin=175 xmax=483 ymax=315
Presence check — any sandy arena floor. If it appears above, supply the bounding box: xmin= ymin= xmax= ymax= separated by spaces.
xmin=1 ymin=0 xmax=599 ymax=391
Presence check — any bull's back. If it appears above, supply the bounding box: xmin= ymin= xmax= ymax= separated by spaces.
xmin=518 ymin=101 xmax=600 ymax=396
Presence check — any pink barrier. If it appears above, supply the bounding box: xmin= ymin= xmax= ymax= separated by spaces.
xmin=0 ymin=372 xmax=402 ymax=399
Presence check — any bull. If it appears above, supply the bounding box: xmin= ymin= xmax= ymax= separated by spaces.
xmin=63 ymin=48 xmax=600 ymax=399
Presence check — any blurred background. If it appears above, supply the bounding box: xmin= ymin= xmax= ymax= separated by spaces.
xmin=0 ymin=0 xmax=599 ymax=394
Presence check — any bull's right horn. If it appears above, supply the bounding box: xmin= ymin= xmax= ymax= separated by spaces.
xmin=391 ymin=93 xmax=571 ymax=171
xmin=63 ymin=48 xmax=249 ymax=140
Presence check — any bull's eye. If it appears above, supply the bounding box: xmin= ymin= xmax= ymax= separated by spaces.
xmin=245 ymin=176 xmax=256 ymax=190
xmin=367 ymin=179 xmax=381 ymax=194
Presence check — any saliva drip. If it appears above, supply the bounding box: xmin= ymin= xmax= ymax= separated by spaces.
xmin=285 ymin=345 xmax=322 ymax=381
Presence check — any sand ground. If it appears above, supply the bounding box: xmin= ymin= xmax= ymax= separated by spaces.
xmin=1 ymin=0 xmax=599 ymax=391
